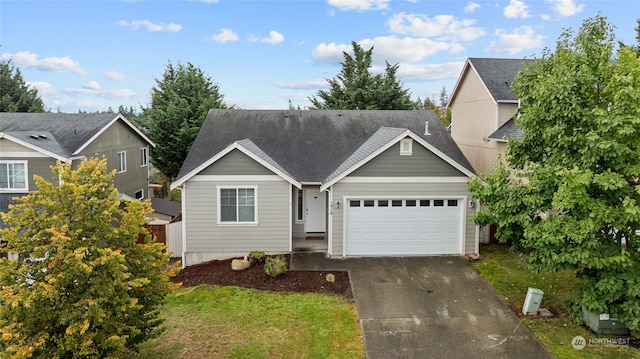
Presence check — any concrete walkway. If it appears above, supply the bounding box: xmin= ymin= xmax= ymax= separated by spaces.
xmin=291 ymin=253 xmax=552 ymax=359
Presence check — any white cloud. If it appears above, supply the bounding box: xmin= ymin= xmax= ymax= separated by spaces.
xmin=261 ymin=30 xmax=285 ymax=45
xmin=83 ymin=80 xmax=101 ymax=91
xmin=312 ymin=37 xmax=461 ymax=66
xmin=464 ymin=2 xmax=481 ymax=13
xmin=0 ymin=51 xmax=87 ymax=75
xmin=396 ymin=62 xmax=465 ymax=82
xmin=211 ymin=28 xmax=239 ymax=43
xmin=63 ymin=86 xmax=137 ymax=99
xmin=118 ymin=20 xmax=182 ymax=32
xmin=387 ymin=13 xmax=486 ymax=42
xmin=504 ymin=0 xmax=531 ymax=19
xmin=327 ymin=0 xmax=390 ymax=11
xmin=274 ymin=79 xmax=328 ymax=90
xmin=485 ymin=26 xmax=545 ymax=54
xmin=541 ymin=14 xmax=551 ymax=20
xmin=103 ymin=70 xmax=131 ymax=81
xmin=26 ymin=81 xmax=55 ymax=95
xmin=547 ymin=0 xmax=584 ymax=16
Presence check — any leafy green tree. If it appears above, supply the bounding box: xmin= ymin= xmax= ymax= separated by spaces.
xmin=309 ymin=41 xmax=413 ymax=110
xmin=0 ymin=59 xmax=45 ymax=112
xmin=0 ymin=158 xmax=179 ymax=357
xmin=142 ymin=61 xmax=229 ymax=180
xmin=469 ymin=15 xmax=640 ymax=330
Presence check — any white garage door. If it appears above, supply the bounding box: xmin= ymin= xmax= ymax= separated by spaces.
xmin=346 ymin=199 xmax=462 ymax=255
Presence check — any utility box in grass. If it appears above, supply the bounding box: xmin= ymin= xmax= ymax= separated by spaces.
xmin=522 ymin=287 xmax=544 ymax=315
xmin=582 ymin=307 xmax=629 ymax=335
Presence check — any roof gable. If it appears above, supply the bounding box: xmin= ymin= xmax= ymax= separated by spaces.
xmin=175 ymin=110 xmax=475 ymax=187
xmin=448 ymin=58 xmax=532 ymax=106
xmin=0 ymin=113 xmax=154 ymax=157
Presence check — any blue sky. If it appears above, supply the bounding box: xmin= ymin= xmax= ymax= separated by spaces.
xmin=1 ymin=0 xmax=637 ymax=112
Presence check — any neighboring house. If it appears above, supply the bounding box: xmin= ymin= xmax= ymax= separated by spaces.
xmin=0 ymin=113 xmax=155 ymax=230
xmin=448 ymin=58 xmax=530 ymax=175
xmin=171 ymin=110 xmax=478 ymax=267
xmin=149 ymin=197 xmax=181 ymax=222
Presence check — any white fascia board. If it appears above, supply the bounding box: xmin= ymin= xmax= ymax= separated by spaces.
xmin=446 ymin=58 xmax=471 ymax=109
xmin=0 ymin=132 xmax=69 ymax=162
xmin=73 ymin=114 xmax=155 ymax=155
xmin=171 ymin=141 xmax=302 ymax=190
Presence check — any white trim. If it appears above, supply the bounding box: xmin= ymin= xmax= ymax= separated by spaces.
xmin=73 ymin=114 xmax=155 ymax=155
xmin=0 ymin=160 xmax=29 ymax=192
xmin=216 ymin=185 xmax=259 ymax=225
xmin=338 ymin=176 xmax=470 ymax=184
xmin=400 ymin=138 xmax=413 ymax=156
xmin=327 ymin=186 xmax=333 ymax=256
xmin=342 ymin=194 xmax=467 ymax=256
xmin=134 ymin=189 xmax=144 ymax=199
xmin=294 ymin=188 xmax=305 ymax=223
xmin=190 ymin=175 xmax=284 ymax=182
xmin=171 ymin=141 xmax=302 ymax=190
xmin=0 ymin=152 xmax=49 ymax=158
xmin=117 ymin=151 xmax=127 ymax=173
xmin=0 ymin=133 xmax=68 ymax=161
xmin=321 ymin=130 xmax=475 ymax=191
xmin=140 ymin=147 xmax=148 ymax=167
xmin=289 ymin=184 xmax=293 ymax=252
xmin=181 ymin=184 xmax=187 ymax=268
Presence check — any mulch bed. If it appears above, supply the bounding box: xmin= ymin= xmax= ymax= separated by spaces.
xmin=172 ymin=254 xmax=352 ymax=298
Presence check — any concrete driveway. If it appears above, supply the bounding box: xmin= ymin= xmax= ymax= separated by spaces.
xmin=292 ymin=254 xmax=552 ymax=359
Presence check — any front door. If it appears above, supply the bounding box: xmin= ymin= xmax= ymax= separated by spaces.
xmin=305 ymin=187 xmax=326 ymax=232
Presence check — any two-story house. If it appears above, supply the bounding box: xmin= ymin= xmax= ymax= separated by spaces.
xmin=0 ymin=113 xmax=155 ymax=230
xmin=447 ymin=58 xmax=530 ymax=175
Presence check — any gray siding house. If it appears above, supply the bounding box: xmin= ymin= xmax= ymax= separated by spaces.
xmin=0 ymin=113 xmax=155 ymax=229
xmin=172 ymin=110 xmax=478 ymax=266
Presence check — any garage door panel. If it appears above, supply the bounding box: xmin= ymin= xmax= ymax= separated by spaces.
xmin=346 ymin=198 xmax=462 ymax=256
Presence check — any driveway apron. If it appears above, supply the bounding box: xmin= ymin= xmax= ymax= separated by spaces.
xmin=292 ymin=254 xmax=552 ymax=359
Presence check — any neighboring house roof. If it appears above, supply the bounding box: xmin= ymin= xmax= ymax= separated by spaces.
xmin=486 ymin=117 xmax=524 ymax=142
xmin=448 ymin=58 xmax=534 ymax=106
xmin=0 ymin=113 xmax=154 ymax=158
xmin=173 ymin=110 xmax=475 ymax=188
xmin=150 ymin=197 xmax=182 ymax=218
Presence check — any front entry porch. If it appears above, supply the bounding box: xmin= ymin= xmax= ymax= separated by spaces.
xmin=292 ymin=233 xmax=328 ymax=253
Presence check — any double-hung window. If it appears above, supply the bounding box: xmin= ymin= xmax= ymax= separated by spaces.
xmin=218 ymin=186 xmax=257 ymax=224
xmin=0 ymin=161 xmax=28 ymax=192
xmin=140 ymin=148 xmax=148 ymax=167
xmin=117 ymin=151 xmax=127 ymax=173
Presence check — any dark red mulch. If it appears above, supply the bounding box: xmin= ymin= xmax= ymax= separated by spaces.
xmin=172 ymin=254 xmax=352 ymax=298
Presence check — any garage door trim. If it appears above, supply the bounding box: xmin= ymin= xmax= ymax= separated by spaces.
xmin=342 ymin=195 xmax=467 ymax=257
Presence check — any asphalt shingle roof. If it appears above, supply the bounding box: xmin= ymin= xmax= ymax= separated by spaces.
xmin=487 ymin=117 xmax=523 ymax=142
xmin=176 ymin=110 xmax=474 ymax=184
xmin=469 ymin=58 xmax=534 ymax=102
xmin=0 ymin=113 xmax=150 ymax=157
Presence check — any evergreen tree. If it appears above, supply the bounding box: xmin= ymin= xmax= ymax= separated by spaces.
xmin=142 ymin=61 xmax=229 ymax=180
xmin=0 ymin=59 xmax=45 ymax=112
xmin=309 ymin=42 xmax=413 ymax=110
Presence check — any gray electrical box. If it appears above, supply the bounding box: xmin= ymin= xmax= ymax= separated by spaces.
xmin=522 ymin=287 xmax=544 ymax=315
xmin=582 ymin=307 xmax=629 ymax=335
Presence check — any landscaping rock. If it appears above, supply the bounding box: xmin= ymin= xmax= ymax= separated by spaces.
xmin=231 ymin=259 xmax=252 ymax=271
xmin=326 ymin=273 xmax=335 ymax=283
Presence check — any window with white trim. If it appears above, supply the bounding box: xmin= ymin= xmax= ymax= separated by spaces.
xmin=0 ymin=161 xmax=28 ymax=191
xmin=296 ymin=189 xmax=304 ymax=222
xmin=134 ymin=189 xmax=144 ymax=199
xmin=140 ymin=147 xmax=148 ymax=167
xmin=218 ymin=186 xmax=257 ymax=223
xmin=400 ymin=138 xmax=413 ymax=155
xmin=117 ymin=151 xmax=127 ymax=173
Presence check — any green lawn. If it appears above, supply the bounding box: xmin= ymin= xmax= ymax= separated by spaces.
xmin=473 ymin=244 xmax=639 ymax=359
xmin=138 ymin=285 xmax=364 ymax=359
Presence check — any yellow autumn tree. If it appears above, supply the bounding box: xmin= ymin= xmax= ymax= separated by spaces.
xmin=0 ymin=158 xmax=179 ymax=358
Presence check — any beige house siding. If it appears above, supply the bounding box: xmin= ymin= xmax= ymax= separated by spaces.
xmin=450 ymin=67 xmax=518 ymax=175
